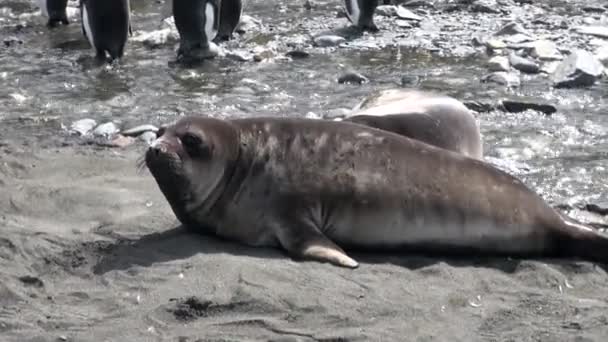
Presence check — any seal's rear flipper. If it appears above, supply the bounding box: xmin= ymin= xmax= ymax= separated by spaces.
xmin=558 ymin=220 xmax=608 ymax=264
xmin=275 ymin=223 xmax=359 ymax=268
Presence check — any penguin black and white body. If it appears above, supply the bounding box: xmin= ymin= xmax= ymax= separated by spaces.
xmin=216 ymin=0 xmax=242 ymax=42
xmin=344 ymin=0 xmax=379 ymax=31
xmin=172 ymin=0 xmax=221 ymax=61
xmin=80 ymin=0 xmax=132 ymax=62
xmin=38 ymin=0 xmax=69 ymax=27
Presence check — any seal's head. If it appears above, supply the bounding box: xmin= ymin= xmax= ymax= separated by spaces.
xmin=144 ymin=116 xmax=239 ymax=226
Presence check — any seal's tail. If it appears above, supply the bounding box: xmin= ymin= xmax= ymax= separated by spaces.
xmin=557 ymin=220 xmax=608 ymax=264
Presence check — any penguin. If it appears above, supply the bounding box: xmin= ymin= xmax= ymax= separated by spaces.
xmin=80 ymin=0 xmax=132 ymax=62
xmin=344 ymin=0 xmax=379 ymax=31
xmin=37 ymin=0 xmax=69 ymax=27
xmin=216 ymin=0 xmax=243 ymax=42
xmin=172 ymin=0 xmax=221 ymax=61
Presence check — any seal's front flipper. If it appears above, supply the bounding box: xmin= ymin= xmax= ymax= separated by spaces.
xmin=275 ymin=223 xmax=359 ymax=268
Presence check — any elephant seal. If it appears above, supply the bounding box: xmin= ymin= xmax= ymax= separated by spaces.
xmin=144 ymin=115 xmax=608 ymax=268
xmin=342 ymin=89 xmax=483 ymax=159
xmin=38 ymin=0 xmax=69 ymax=27
xmin=344 ymin=0 xmax=379 ymax=31
xmin=80 ymin=0 xmax=131 ymax=61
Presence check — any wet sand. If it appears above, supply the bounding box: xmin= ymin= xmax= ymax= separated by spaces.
xmin=1 ymin=140 xmax=607 ymax=342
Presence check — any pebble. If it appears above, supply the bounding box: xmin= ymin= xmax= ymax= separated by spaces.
xmin=132 ymin=29 xmax=177 ymax=49
xmin=324 ymin=108 xmax=351 ymax=120
xmin=70 ymin=119 xmax=97 ymax=136
xmin=481 ymin=72 xmax=520 ymax=87
xmin=576 ymin=26 xmax=608 ymax=39
xmin=252 ymin=48 xmax=274 ymax=62
xmin=504 ymin=33 xmax=533 ymax=44
xmin=595 ymin=45 xmax=608 ymax=66
xmin=470 ymin=0 xmax=501 ymax=14
xmin=485 ymin=39 xmax=506 ymax=50
xmin=338 ymin=72 xmax=369 ymax=85
xmin=487 ymin=56 xmax=510 ymax=71
xmin=10 ymin=93 xmax=27 ymax=103
xmin=226 ymin=50 xmax=253 ymax=62
xmin=121 ymin=124 xmax=158 ymax=137
xmin=396 ymin=6 xmax=423 ymax=21
xmin=92 ymin=122 xmax=120 ymax=138
xmin=508 ymin=52 xmax=540 ymax=74
xmin=139 ymin=131 xmax=157 ymax=146
xmin=553 ymin=50 xmax=604 ymax=88
xmin=235 ymin=15 xmax=261 ymax=34
xmin=495 ymin=22 xmax=528 ymax=36
xmin=528 ymin=40 xmax=562 ymax=61
xmin=285 ymin=50 xmax=310 ymax=59
xmin=102 ymin=135 xmax=135 ymax=148
xmin=500 ymin=100 xmax=557 ymax=115
xmin=402 ymin=0 xmax=435 ymax=8
xmin=313 ymin=35 xmax=345 ymax=47
xmin=3 ymin=36 xmax=22 ymax=47
xmin=376 ymin=5 xmax=399 ymax=17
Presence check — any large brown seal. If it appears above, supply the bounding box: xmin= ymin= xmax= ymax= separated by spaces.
xmin=144 ymin=115 xmax=608 ymax=268
xmin=341 ymin=89 xmax=483 ymax=159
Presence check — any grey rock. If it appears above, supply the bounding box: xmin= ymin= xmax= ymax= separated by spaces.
xmin=487 ymin=56 xmax=510 ymax=71
xmin=463 ymin=100 xmax=495 ymax=113
xmin=470 ymin=0 xmax=501 ymax=14
xmin=401 ymin=75 xmax=421 ymax=86
xmin=582 ymin=5 xmax=606 ymax=13
xmin=226 ymin=50 xmax=253 ymax=62
xmin=595 ymin=44 xmax=608 ymax=66
xmin=121 ymin=124 xmax=159 ymax=137
xmin=396 ymin=6 xmax=423 ymax=21
xmin=553 ymin=50 xmax=604 ymax=88
xmin=508 ymin=52 xmax=540 ymax=74
xmin=92 ymin=122 xmax=120 ymax=138
xmin=485 ymin=39 xmax=506 ymax=50
xmin=481 ymin=72 xmax=520 ymax=87
xmin=324 ymin=108 xmax=351 ymax=120
xmin=528 ymin=40 xmax=562 ymax=61
xmin=402 ymin=0 xmax=435 ymax=8
xmin=132 ymin=29 xmax=178 ymax=48
xmin=376 ymin=5 xmax=398 ymax=17
xmin=500 ymin=100 xmax=557 ymax=115
xmin=70 ymin=119 xmax=97 ymax=136
xmin=495 ymin=22 xmax=528 ymax=36
xmin=235 ymin=15 xmax=261 ymax=34
xmin=139 ymin=131 xmax=157 ymax=146
xmin=313 ymin=35 xmax=345 ymax=47
xmin=504 ymin=33 xmax=533 ymax=44
xmin=576 ymin=26 xmax=608 ymax=39
xmin=338 ymin=72 xmax=369 ymax=85
xmin=285 ymin=50 xmax=310 ymax=59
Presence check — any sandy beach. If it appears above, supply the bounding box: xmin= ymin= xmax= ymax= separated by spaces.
xmin=1 ymin=139 xmax=607 ymax=342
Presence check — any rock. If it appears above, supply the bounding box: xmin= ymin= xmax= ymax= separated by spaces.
xmin=504 ymin=33 xmax=533 ymax=44
xmin=252 ymin=48 xmax=274 ymax=62
xmin=495 ymin=22 xmax=528 ymax=36
xmin=508 ymin=52 xmax=540 ymax=74
xmin=528 ymin=40 xmax=562 ymax=61
xmin=540 ymin=61 xmax=561 ymax=74
xmin=338 ymin=72 xmax=369 ymax=85
xmin=552 ymin=50 xmax=604 ymax=88
xmin=500 ymin=100 xmax=557 ymax=115
xmin=99 ymin=135 xmax=135 ymax=148
xmin=485 ymin=39 xmax=506 ymax=50
xmin=396 ymin=19 xmax=414 ymax=28
xmin=139 ymin=131 xmax=157 ymax=146
xmin=576 ymin=26 xmax=608 ymax=39
xmin=132 ymin=29 xmax=177 ymax=48
xmin=285 ymin=50 xmax=310 ymax=59
xmin=396 ymin=6 xmax=423 ymax=21
xmin=583 ymin=203 xmax=608 ymax=216
xmin=481 ymin=72 xmax=520 ymax=87
xmin=463 ymin=100 xmax=495 ymax=113
xmin=305 ymin=112 xmax=321 ymax=119
xmin=3 ymin=36 xmax=22 ymax=47
xmin=313 ymin=35 xmax=345 ymax=47
xmin=595 ymin=45 xmax=608 ymax=66
xmin=121 ymin=124 xmax=158 ymax=137
xmin=400 ymin=75 xmax=421 ymax=86
xmin=376 ymin=5 xmax=398 ymax=17
xmin=470 ymin=0 xmax=501 ymax=14
xmin=235 ymin=15 xmax=261 ymax=34
xmin=324 ymin=108 xmax=351 ymax=120
xmin=487 ymin=56 xmax=510 ymax=71
xmin=582 ymin=5 xmax=606 ymax=13
xmin=226 ymin=50 xmax=253 ymax=62
xmin=70 ymin=119 xmax=97 ymax=136
xmin=18 ymin=275 xmax=44 ymax=288
xmin=402 ymin=0 xmax=435 ymax=8
xmin=10 ymin=93 xmax=27 ymax=103
xmin=92 ymin=122 xmax=120 ymax=138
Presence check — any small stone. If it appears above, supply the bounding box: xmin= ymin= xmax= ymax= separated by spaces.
xmin=595 ymin=45 xmax=608 ymax=66
xmin=495 ymin=22 xmax=528 ymax=36
xmin=3 ymin=36 xmax=22 ymax=47
xmin=504 ymin=33 xmax=533 ymax=44
xmin=396 ymin=6 xmax=423 ymax=21
xmin=70 ymin=119 xmax=97 ymax=136
xmin=313 ymin=35 xmax=345 ymax=47
xmin=540 ymin=61 xmax=560 ymax=74
xmin=508 ymin=52 xmax=540 ymax=74
xmin=553 ymin=50 xmax=604 ymax=88
xmin=481 ymin=72 xmax=520 ymax=87
xmin=305 ymin=112 xmax=321 ymax=119
xmin=582 ymin=5 xmax=606 ymax=13
xmin=529 ymin=40 xmax=562 ymax=61
xmin=463 ymin=100 xmax=495 ymax=113
xmin=396 ymin=20 xmax=413 ymax=28
xmin=500 ymin=100 xmax=557 ymax=115
xmin=338 ymin=72 xmax=369 ymax=85
xmin=285 ymin=50 xmax=310 ymax=59
xmin=235 ymin=15 xmax=261 ymax=34
xmin=121 ymin=124 xmax=158 ymax=137
xmin=105 ymin=135 xmax=135 ymax=148
xmin=324 ymin=108 xmax=351 ymax=120
xmin=487 ymin=56 xmax=510 ymax=71
xmin=486 ymin=39 xmax=506 ymax=50
xmin=400 ymin=75 xmax=421 ymax=86
xmin=10 ymin=93 xmax=27 ymax=103
xmin=252 ymin=49 xmax=274 ymax=62
xmin=402 ymin=0 xmax=435 ymax=8
xmin=226 ymin=50 xmax=253 ymax=62
xmin=139 ymin=131 xmax=157 ymax=146
xmin=18 ymin=275 xmax=44 ymax=288
xmin=471 ymin=0 xmax=501 ymax=14
xmin=375 ymin=5 xmax=398 ymax=17
xmin=576 ymin=26 xmax=608 ymax=39
xmin=132 ymin=29 xmax=177 ymax=48
xmin=93 ymin=122 xmax=120 ymax=138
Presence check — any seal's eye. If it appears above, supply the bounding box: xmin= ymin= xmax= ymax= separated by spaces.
xmin=181 ymin=133 xmax=211 ymax=158
xmin=157 ymin=126 xmax=166 ymax=137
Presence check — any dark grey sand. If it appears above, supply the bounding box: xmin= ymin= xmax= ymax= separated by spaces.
xmin=1 ymin=141 xmax=608 ymax=341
